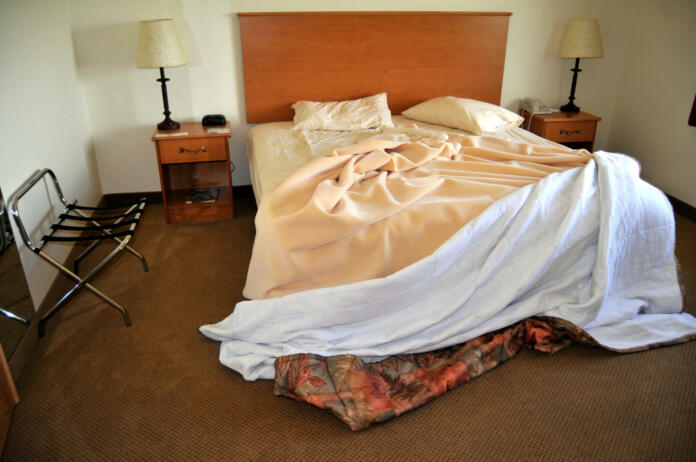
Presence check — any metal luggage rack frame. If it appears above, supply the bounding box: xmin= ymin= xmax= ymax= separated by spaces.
xmin=10 ymin=169 xmax=149 ymax=337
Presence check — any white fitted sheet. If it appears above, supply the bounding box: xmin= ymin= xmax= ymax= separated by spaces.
xmin=246 ymin=116 xmax=564 ymax=204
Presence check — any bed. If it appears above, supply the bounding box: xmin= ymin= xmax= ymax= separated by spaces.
xmin=200 ymin=12 xmax=696 ymax=430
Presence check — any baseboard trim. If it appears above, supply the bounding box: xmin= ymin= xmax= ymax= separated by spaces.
xmin=103 ymin=191 xmax=162 ymax=207
xmin=103 ymin=185 xmax=255 ymax=207
xmin=668 ymin=194 xmax=696 ymax=222
xmin=232 ymin=184 xmax=254 ymax=198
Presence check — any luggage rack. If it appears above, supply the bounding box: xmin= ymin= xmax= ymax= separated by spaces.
xmin=10 ymin=169 xmax=149 ymax=337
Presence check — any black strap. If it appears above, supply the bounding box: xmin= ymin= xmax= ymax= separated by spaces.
xmin=59 ymin=208 xmax=141 ymax=221
xmin=50 ymin=219 xmax=140 ymax=232
xmin=37 ymin=199 xmax=146 ymax=246
xmin=67 ymin=199 xmax=147 ymax=211
xmin=41 ymin=230 xmax=134 ymax=243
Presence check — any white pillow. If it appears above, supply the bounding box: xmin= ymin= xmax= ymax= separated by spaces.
xmin=292 ymin=93 xmax=394 ymax=131
xmin=402 ymin=96 xmax=523 ymax=135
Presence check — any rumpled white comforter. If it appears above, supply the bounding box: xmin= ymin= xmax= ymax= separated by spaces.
xmin=200 ymin=151 xmax=696 ymax=380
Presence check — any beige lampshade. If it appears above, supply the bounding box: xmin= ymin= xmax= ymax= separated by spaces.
xmin=137 ymin=19 xmax=187 ymax=68
xmin=560 ymin=19 xmax=604 ymax=59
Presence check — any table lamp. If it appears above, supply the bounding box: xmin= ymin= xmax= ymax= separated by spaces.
xmin=559 ymin=19 xmax=603 ymax=113
xmin=137 ymin=19 xmax=188 ymax=130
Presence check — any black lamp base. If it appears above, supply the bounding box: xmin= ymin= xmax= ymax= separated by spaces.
xmin=157 ymin=117 xmax=180 ymax=131
xmin=561 ymin=58 xmax=583 ymax=113
xmin=560 ymin=100 xmax=580 ymax=113
xmin=155 ymin=67 xmax=180 ymax=131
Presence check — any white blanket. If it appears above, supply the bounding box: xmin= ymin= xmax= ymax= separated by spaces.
xmin=200 ymin=151 xmax=696 ymax=380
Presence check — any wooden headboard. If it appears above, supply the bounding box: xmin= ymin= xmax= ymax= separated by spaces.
xmin=238 ymin=12 xmax=512 ymax=123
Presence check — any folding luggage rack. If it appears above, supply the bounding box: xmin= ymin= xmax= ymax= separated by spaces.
xmin=10 ymin=169 xmax=149 ymax=337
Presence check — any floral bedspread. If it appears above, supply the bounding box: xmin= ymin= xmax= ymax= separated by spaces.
xmin=274 ymin=317 xmax=694 ymax=431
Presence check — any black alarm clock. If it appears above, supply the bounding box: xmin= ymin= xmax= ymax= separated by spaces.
xmin=202 ymin=114 xmax=227 ymax=126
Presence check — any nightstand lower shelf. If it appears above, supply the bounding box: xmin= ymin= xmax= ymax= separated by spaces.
xmin=560 ymin=141 xmax=594 ymax=151
xmin=165 ymin=187 xmax=233 ymax=223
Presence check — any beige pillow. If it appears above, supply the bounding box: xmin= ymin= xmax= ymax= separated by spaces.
xmin=402 ymin=97 xmax=523 ymax=135
xmin=292 ymin=93 xmax=393 ymax=131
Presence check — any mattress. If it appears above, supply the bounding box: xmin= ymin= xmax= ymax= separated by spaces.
xmin=246 ymin=115 xmax=565 ymax=204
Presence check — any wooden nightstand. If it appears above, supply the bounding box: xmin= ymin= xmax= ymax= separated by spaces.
xmin=521 ymin=110 xmax=601 ymax=151
xmin=152 ymin=122 xmax=234 ymax=223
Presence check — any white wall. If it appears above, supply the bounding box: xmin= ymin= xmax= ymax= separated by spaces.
xmin=0 ymin=0 xmax=102 ymax=306
xmin=68 ymin=0 xmax=633 ymax=194
xmin=607 ymin=0 xmax=696 ymax=205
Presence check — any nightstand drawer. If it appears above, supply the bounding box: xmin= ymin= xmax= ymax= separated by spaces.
xmin=159 ymin=137 xmax=227 ymax=164
xmin=543 ymin=121 xmax=596 ymax=143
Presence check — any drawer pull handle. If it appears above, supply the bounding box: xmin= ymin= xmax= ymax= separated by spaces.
xmin=179 ymin=146 xmax=207 ymax=154
xmin=560 ymin=129 xmax=580 ymax=135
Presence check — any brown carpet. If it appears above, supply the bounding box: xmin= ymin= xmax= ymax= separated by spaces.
xmin=3 ymin=194 xmax=695 ymax=461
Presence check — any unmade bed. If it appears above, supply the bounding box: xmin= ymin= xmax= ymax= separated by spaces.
xmin=200 ymin=11 xmax=696 ymax=431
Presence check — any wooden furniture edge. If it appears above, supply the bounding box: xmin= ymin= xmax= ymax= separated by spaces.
xmin=0 ymin=344 xmax=19 ymax=452
xmin=521 ymin=110 xmax=602 ymax=122
xmin=237 ymin=11 xmax=512 ymax=16
xmin=0 ymin=346 xmax=18 ymax=405
xmin=151 ymin=122 xmax=232 ymax=141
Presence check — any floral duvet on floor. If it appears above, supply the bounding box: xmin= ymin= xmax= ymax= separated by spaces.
xmin=274 ymin=317 xmax=694 ymax=430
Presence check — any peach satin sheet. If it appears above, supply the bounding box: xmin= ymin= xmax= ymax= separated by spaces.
xmin=243 ymin=135 xmax=592 ymax=299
